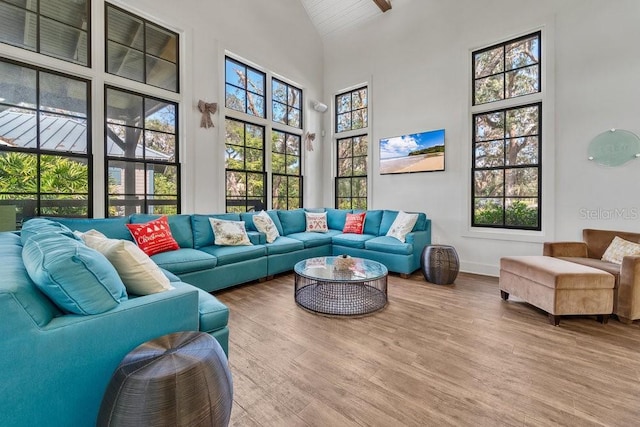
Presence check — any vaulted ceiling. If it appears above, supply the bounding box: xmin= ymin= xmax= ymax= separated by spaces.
xmin=299 ymin=0 xmax=392 ymax=38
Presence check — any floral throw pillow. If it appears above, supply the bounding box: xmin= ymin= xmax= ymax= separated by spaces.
xmin=602 ymin=236 xmax=640 ymax=264
xmin=253 ymin=211 xmax=280 ymax=243
xmin=342 ymin=212 xmax=366 ymax=234
xmin=305 ymin=212 xmax=329 ymax=233
xmin=209 ymin=218 xmax=252 ymax=246
xmin=386 ymin=211 xmax=419 ymax=243
xmin=126 ymin=216 xmax=180 ymax=256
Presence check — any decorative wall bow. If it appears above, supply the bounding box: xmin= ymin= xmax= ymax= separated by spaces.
xmin=197 ymin=100 xmax=217 ymax=128
xmin=304 ymin=131 xmax=316 ymax=151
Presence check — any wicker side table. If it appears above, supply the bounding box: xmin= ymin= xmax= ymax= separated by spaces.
xmin=98 ymin=331 xmax=233 ymax=427
xmin=421 ymin=245 xmax=459 ymax=285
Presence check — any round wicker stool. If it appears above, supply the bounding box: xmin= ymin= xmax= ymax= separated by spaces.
xmin=98 ymin=331 xmax=233 ymax=427
xmin=421 ymin=245 xmax=459 ymax=285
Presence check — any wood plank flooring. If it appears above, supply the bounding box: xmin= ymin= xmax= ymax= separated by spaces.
xmin=214 ymin=272 xmax=640 ymax=427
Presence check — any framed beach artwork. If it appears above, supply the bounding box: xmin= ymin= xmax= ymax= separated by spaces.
xmin=379 ymin=129 xmax=445 ymax=174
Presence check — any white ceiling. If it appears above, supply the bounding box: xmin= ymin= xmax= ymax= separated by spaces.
xmin=299 ymin=0 xmax=386 ymax=38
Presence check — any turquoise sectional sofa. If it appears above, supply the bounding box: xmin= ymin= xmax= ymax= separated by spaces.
xmin=51 ymin=208 xmax=431 ymax=292
xmin=0 ymin=223 xmax=229 ymax=427
xmin=0 ymin=208 xmax=429 ymax=426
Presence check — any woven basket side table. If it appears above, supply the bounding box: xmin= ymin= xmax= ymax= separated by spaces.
xmin=421 ymin=245 xmax=459 ymax=285
xmin=98 ymin=331 xmax=233 ymax=427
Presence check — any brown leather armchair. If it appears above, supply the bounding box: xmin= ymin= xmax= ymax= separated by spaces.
xmin=543 ymin=229 xmax=640 ymax=324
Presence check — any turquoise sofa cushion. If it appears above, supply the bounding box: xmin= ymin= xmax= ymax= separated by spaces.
xmin=130 ymin=214 xmax=194 ymax=249
xmin=22 ymin=232 xmax=127 ymax=315
xmin=150 ymin=248 xmax=217 ymax=274
xmin=247 ymin=231 xmax=266 ymax=245
xmin=200 ymin=244 xmax=267 ymax=266
xmin=171 ymin=282 xmax=229 ymax=334
xmin=332 ymin=233 xmax=376 ymax=249
xmin=277 ymin=209 xmax=306 ymax=235
xmin=379 ymin=210 xmax=428 ymax=235
xmin=0 ymin=232 xmax=61 ymax=326
xmin=326 ymin=208 xmax=351 ymax=230
xmin=21 ymin=218 xmax=79 ymax=244
xmin=191 ymin=214 xmax=240 ymax=248
xmin=412 ymin=212 xmax=427 ymax=232
xmin=364 ymin=236 xmax=413 ymax=255
xmin=355 ymin=209 xmax=383 ymax=235
xmin=266 ymin=210 xmax=284 ymax=236
xmin=379 ymin=210 xmax=399 ymax=235
xmin=287 ymin=231 xmax=333 ymax=248
xmin=240 ymin=212 xmax=258 ymax=231
xmin=46 ymin=217 xmax=132 ymax=241
xmin=265 ymin=236 xmax=304 ymax=255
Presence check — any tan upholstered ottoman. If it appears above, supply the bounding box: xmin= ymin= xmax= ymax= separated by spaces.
xmin=499 ymin=256 xmax=614 ymax=325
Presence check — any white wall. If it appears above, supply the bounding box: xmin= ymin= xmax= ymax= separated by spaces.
xmin=119 ymin=0 xmax=325 ymax=212
xmin=323 ymin=0 xmax=640 ymax=275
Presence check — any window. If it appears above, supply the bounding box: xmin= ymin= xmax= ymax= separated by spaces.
xmin=336 ymin=135 xmax=367 ymax=209
xmin=0 ymin=0 xmax=90 ymax=66
xmin=336 ymin=86 xmax=368 ymax=133
xmin=105 ymin=87 xmax=179 ymax=217
xmin=0 ymin=59 xmax=91 ymax=221
xmin=224 ymin=55 xmax=304 ymax=212
xmin=471 ymin=32 xmax=542 ymax=230
xmin=272 ymin=79 xmax=302 ymax=128
xmin=271 ymin=130 xmax=301 ymax=209
xmin=225 ymin=118 xmax=266 ymax=213
xmin=473 ymin=32 xmax=540 ymax=105
xmin=225 ymin=57 xmax=265 ymax=118
xmin=106 ymin=4 xmax=179 ymax=92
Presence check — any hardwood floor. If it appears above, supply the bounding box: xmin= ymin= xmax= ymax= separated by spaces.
xmin=214 ymin=272 xmax=640 ymax=427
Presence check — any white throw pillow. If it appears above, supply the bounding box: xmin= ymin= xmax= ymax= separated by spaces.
xmin=253 ymin=211 xmax=280 ymax=243
xmin=305 ymin=212 xmax=329 ymax=233
xmin=602 ymin=236 xmax=640 ymax=264
xmin=209 ymin=218 xmax=252 ymax=246
xmin=386 ymin=211 xmax=419 ymax=243
xmin=77 ymin=229 xmax=173 ymax=295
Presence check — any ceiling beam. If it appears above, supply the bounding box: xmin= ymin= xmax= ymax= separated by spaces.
xmin=372 ymin=0 xmax=392 ymax=13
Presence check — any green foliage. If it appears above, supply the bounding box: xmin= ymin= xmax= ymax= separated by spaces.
xmin=474 ymin=200 xmax=538 ymax=228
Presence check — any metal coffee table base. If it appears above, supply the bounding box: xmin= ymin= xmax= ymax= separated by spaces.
xmin=295 ymin=276 xmax=387 ymax=317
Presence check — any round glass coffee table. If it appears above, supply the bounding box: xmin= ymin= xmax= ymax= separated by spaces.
xmin=294 ymin=256 xmax=388 ymax=317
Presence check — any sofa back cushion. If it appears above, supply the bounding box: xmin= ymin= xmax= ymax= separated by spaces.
xmin=326 ymin=208 xmax=351 ymax=230
xmin=22 ymin=232 xmax=127 ymax=315
xmin=21 ymin=218 xmax=79 ymax=245
xmin=192 ymin=214 xmax=240 ymax=248
xmin=583 ymin=229 xmax=640 ymax=259
xmin=0 ymin=232 xmax=61 ymax=327
xmin=277 ymin=209 xmax=306 ymax=235
xmin=46 ymin=217 xmax=132 ymax=241
xmin=379 ymin=210 xmax=428 ymax=235
xmin=355 ymin=209 xmax=383 ymax=235
xmin=130 ymin=214 xmax=194 ymax=249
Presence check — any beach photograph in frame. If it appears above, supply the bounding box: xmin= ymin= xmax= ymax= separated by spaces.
xmin=379 ymin=129 xmax=445 ymax=174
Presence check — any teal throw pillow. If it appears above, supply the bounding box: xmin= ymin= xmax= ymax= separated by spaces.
xmin=22 ymin=232 xmax=127 ymax=315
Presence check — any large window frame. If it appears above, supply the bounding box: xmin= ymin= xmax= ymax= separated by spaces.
xmin=223 ymin=54 xmax=304 ymax=212
xmin=105 ymin=3 xmax=180 ymax=92
xmin=271 ymin=130 xmax=302 ymax=210
xmin=0 ymin=0 xmax=91 ymax=66
xmin=104 ymin=86 xmax=180 ymax=217
xmin=0 ymin=1 xmax=184 ymax=220
xmin=471 ymin=32 xmax=543 ymax=232
xmin=334 ymin=85 xmax=369 ymax=210
xmin=0 ymin=58 xmax=92 ymax=221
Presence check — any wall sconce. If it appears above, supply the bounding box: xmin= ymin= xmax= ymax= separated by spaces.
xmin=311 ymin=100 xmax=328 ymax=113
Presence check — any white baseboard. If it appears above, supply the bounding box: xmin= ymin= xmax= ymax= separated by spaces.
xmin=460 ymin=261 xmax=499 ymax=277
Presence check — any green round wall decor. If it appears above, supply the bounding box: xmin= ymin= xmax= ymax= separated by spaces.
xmin=587 ymin=128 xmax=640 ymax=167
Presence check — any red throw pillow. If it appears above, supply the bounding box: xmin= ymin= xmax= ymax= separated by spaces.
xmin=126 ymin=216 xmax=179 ymax=256
xmin=342 ymin=212 xmax=366 ymax=234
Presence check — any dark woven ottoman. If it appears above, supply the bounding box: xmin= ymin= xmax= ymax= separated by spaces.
xmin=98 ymin=331 xmax=233 ymax=427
